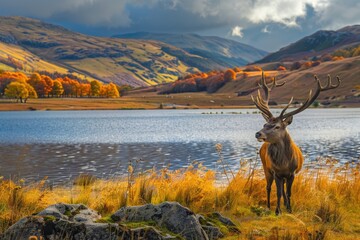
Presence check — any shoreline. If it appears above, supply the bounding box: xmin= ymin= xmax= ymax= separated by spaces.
xmin=0 ymin=97 xmax=358 ymax=111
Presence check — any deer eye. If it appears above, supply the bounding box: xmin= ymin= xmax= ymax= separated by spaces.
xmin=275 ymin=126 xmax=280 ymax=130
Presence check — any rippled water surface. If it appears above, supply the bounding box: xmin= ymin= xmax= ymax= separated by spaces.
xmin=0 ymin=109 xmax=359 ymax=183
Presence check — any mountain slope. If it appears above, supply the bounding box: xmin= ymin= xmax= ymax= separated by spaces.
xmin=0 ymin=16 xmax=207 ymax=86
xmin=115 ymin=32 xmax=267 ymax=68
xmin=257 ymin=25 xmax=360 ymax=63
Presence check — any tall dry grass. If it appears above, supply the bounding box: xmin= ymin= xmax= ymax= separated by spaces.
xmin=0 ymin=147 xmax=359 ymax=239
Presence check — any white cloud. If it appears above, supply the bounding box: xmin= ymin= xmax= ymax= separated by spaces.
xmin=246 ymin=0 xmax=329 ymax=27
xmin=231 ymin=26 xmax=244 ymax=38
xmin=261 ymin=25 xmax=271 ymax=33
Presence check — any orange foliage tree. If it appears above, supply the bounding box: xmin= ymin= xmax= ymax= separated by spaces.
xmin=224 ymin=69 xmax=236 ymax=81
xmin=5 ymin=81 xmax=37 ymax=103
xmin=51 ymin=79 xmax=64 ymax=97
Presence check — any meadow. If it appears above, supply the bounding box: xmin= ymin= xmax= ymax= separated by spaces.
xmin=1 ymin=145 xmax=359 ymax=240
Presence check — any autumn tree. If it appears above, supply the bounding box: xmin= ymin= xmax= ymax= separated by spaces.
xmin=100 ymin=83 xmax=120 ymax=98
xmin=61 ymin=77 xmax=78 ymax=97
xmin=51 ymin=79 xmax=64 ymax=97
xmin=90 ymin=80 xmax=102 ymax=97
xmin=0 ymin=71 xmax=28 ymax=96
xmin=28 ymin=73 xmax=48 ymax=97
xmin=79 ymin=83 xmax=91 ymax=97
xmin=41 ymin=75 xmax=54 ymax=97
xmin=5 ymin=81 xmax=37 ymax=103
xmin=107 ymin=83 xmax=120 ymax=98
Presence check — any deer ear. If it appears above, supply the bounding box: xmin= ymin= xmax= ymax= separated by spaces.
xmin=262 ymin=113 xmax=270 ymax=122
xmin=283 ymin=116 xmax=293 ymax=126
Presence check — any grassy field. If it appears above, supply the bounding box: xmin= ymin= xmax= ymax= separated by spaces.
xmin=0 ymin=91 xmax=358 ymax=112
xmin=0 ymin=146 xmax=359 ymax=239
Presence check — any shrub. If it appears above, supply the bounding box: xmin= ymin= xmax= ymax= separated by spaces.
xmin=291 ymin=61 xmax=302 ymax=70
xmin=206 ymin=74 xmax=226 ymax=93
xmin=277 ymin=66 xmax=286 ymax=71
xmin=224 ymin=69 xmax=236 ymax=81
xmin=332 ymin=56 xmax=344 ymax=61
xmin=311 ymin=61 xmax=321 ymax=67
xmin=233 ymin=67 xmax=241 ymax=73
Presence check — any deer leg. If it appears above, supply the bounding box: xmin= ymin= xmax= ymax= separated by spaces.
xmin=266 ymin=173 xmax=274 ymax=209
xmin=282 ymin=178 xmax=288 ymax=207
xmin=274 ymin=175 xmax=283 ymax=215
xmin=286 ymin=174 xmax=295 ymax=213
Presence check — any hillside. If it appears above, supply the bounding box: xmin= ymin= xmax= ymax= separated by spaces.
xmin=221 ymin=57 xmax=360 ymax=104
xmin=122 ymin=56 xmax=360 ymax=108
xmin=115 ymin=32 xmax=267 ymax=68
xmin=258 ymin=25 xmax=360 ymax=63
xmin=0 ymin=16 xmax=207 ymax=86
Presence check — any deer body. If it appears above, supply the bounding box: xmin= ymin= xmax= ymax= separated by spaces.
xmin=252 ymin=73 xmax=340 ymax=215
xmin=259 ymin=131 xmax=304 ymax=214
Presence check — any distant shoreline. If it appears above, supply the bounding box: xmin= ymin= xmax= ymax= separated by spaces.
xmin=0 ymin=94 xmax=358 ymax=111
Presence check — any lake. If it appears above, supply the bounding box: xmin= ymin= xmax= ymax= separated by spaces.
xmin=0 ymin=109 xmax=359 ymax=184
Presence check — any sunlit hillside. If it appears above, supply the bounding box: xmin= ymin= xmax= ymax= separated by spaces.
xmin=0 ymin=16 xmax=202 ymax=86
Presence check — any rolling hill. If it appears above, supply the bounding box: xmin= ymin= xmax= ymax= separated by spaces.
xmin=115 ymin=32 xmax=267 ymax=68
xmin=0 ymin=16 xmax=214 ymax=86
xmin=257 ymin=25 xmax=360 ymax=63
xmin=125 ymin=56 xmax=360 ymax=108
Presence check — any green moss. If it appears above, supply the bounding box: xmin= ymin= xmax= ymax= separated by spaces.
xmin=121 ymin=221 xmax=184 ymax=239
xmin=95 ymin=216 xmax=115 ymax=224
xmin=64 ymin=209 xmax=72 ymax=217
xmin=122 ymin=221 xmax=157 ymax=228
xmin=43 ymin=215 xmax=56 ymax=222
xmin=204 ymin=213 xmax=240 ymax=235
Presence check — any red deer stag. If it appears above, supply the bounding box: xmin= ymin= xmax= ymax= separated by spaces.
xmin=252 ymin=72 xmax=341 ymax=215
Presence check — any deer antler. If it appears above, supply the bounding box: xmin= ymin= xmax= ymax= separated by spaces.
xmin=279 ymin=75 xmax=341 ymax=120
xmin=251 ymin=72 xmax=286 ymax=120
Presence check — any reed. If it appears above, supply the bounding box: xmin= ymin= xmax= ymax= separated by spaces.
xmin=0 ymin=151 xmax=359 ymax=239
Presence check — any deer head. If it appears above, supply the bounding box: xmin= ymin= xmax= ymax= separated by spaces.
xmin=252 ymin=72 xmax=341 ymax=143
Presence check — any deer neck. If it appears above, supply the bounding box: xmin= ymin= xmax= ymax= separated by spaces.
xmin=268 ymin=131 xmax=294 ymax=166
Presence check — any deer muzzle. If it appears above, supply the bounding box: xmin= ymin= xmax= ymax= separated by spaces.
xmin=255 ymin=131 xmax=266 ymax=142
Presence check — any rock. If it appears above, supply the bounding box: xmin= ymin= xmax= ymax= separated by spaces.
xmin=208 ymin=212 xmax=241 ymax=234
xmin=2 ymin=202 xmax=238 ymax=240
xmin=37 ymin=203 xmax=101 ymax=223
xmin=112 ymin=201 xmax=209 ymax=240
xmin=129 ymin=226 xmax=177 ymax=240
xmin=2 ymin=203 xmax=181 ymax=240
xmin=202 ymin=225 xmax=224 ymax=239
xmin=209 ymin=212 xmax=236 ymax=227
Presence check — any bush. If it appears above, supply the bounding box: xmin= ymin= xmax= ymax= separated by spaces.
xmin=277 ymin=66 xmax=286 ymax=71
xmin=206 ymin=74 xmax=227 ymax=93
xmin=224 ymin=69 xmax=236 ymax=81
xmin=311 ymin=61 xmax=321 ymax=67
xmin=233 ymin=67 xmax=241 ymax=73
xmin=291 ymin=61 xmax=302 ymax=70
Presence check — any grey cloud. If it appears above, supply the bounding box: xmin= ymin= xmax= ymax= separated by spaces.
xmin=315 ymin=0 xmax=360 ymax=29
xmin=0 ymin=0 xmax=131 ymax=27
xmin=0 ymin=0 xmax=359 ymax=51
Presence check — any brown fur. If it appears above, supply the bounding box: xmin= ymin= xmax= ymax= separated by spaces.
xmin=257 ymin=121 xmax=304 ymax=214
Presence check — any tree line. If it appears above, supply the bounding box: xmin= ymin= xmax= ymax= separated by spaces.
xmin=0 ymin=71 xmax=124 ymax=103
xmin=159 ymin=69 xmax=237 ymax=94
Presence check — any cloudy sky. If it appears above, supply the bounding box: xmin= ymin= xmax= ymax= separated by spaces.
xmin=0 ymin=0 xmax=359 ymax=52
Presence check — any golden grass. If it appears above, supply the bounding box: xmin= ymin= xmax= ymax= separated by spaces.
xmin=1 ymin=151 xmax=359 ymax=239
